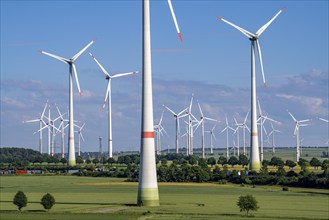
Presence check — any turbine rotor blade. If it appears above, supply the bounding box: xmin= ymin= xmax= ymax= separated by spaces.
xmin=72 ymin=63 xmax=82 ymax=96
xmin=178 ymin=107 xmax=188 ymax=116
xmin=164 ymin=105 xmax=177 ymax=116
xmin=220 ymin=127 xmax=227 ymax=134
xmin=319 ymin=118 xmax=329 ymax=123
xmin=256 ymin=40 xmax=266 ymax=88
xmin=41 ymin=101 xmax=49 ymax=118
xmin=217 ymin=16 xmax=256 ymax=39
xmin=263 ymin=116 xmax=279 ymax=124
xmin=244 ymin=111 xmax=250 ymax=124
xmin=189 ymin=94 xmax=194 ymax=113
xmin=197 ymin=101 xmax=204 ymax=118
xmin=256 ymin=8 xmax=285 ymax=37
xmin=257 ymin=98 xmax=263 ymax=116
xmin=294 ymin=125 xmax=298 ymax=135
xmin=103 ymin=80 xmax=111 ymax=109
xmin=89 ymin=52 xmax=111 ymax=77
xmin=287 ymin=110 xmax=297 ymax=122
xmin=24 ymin=119 xmax=39 ymax=123
xmin=80 ymin=133 xmax=85 ymax=142
xmin=112 ymin=71 xmax=139 ymax=78
xmin=167 ymin=0 xmax=182 ymax=43
xmin=159 ymin=111 xmax=164 ymax=125
xmin=38 ymin=50 xmax=70 ymax=64
xmin=204 ymin=117 xmax=217 ymax=122
xmin=72 ymin=39 xmax=95 ymax=61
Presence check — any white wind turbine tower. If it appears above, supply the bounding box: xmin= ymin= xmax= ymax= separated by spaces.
xmin=154 ymin=111 xmax=167 ymax=155
xmin=232 ymin=140 xmax=238 ymax=157
xmin=23 ymin=101 xmax=48 ymax=153
xmin=217 ymin=8 xmax=284 ymax=171
xmin=233 ymin=117 xmax=242 ymax=156
xmin=235 ymin=112 xmax=250 ymax=155
xmin=186 ymin=94 xmax=198 ymax=156
xmin=287 ymin=110 xmax=310 ymax=162
xmin=220 ymin=116 xmax=235 ymax=158
xmin=268 ymin=122 xmax=280 ymax=155
xmin=75 ymin=123 xmax=85 ymax=157
xmin=38 ymin=105 xmax=61 ymax=156
xmin=138 ymin=0 xmax=182 ymax=207
xmin=39 ymin=39 xmax=95 ymax=165
xmin=55 ymin=104 xmax=68 ymax=159
xmin=257 ymin=99 xmax=279 ymax=161
xmin=196 ymin=100 xmax=217 ymax=158
xmin=163 ymin=105 xmax=188 ymax=154
xmin=318 ymin=118 xmax=329 ymax=158
xmin=89 ymin=52 xmax=138 ymax=158
xmin=206 ymin=123 xmax=217 ymax=156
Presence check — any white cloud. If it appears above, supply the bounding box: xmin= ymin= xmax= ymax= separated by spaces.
xmin=276 ymin=94 xmax=326 ymax=115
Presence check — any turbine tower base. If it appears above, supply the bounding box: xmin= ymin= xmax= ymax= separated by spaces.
xmin=249 ymin=162 xmax=261 ymax=171
xmin=137 ymin=188 xmax=159 ymax=206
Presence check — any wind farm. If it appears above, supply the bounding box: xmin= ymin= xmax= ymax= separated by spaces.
xmin=1 ymin=0 xmax=328 ymax=219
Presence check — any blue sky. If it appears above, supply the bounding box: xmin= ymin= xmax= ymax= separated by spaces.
xmin=1 ymin=1 xmax=328 ymax=155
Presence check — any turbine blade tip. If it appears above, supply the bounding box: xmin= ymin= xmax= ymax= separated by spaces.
xmin=37 ymin=50 xmax=43 ymax=53
xmin=281 ymin=7 xmax=286 ymax=11
xmin=79 ymin=92 xmax=83 ymax=97
xmin=93 ymin=37 xmax=97 ymax=42
xmin=216 ymin=16 xmax=222 ymax=20
xmin=178 ymin=33 xmax=182 ymax=43
xmin=264 ymin=82 xmax=267 ymax=88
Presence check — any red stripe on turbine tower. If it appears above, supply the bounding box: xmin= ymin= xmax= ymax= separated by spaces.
xmin=142 ymin=131 xmax=154 ymax=138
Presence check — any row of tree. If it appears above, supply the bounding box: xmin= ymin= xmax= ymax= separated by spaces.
xmin=13 ymin=191 xmax=55 ymax=212
xmin=72 ymin=157 xmax=329 ymax=188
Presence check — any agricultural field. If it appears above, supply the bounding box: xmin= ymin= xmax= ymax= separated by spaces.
xmin=0 ymin=175 xmax=328 ymax=220
xmin=204 ymin=147 xmax=328 ymax=161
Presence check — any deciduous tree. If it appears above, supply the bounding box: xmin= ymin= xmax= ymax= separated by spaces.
xmin=13 ymin=191 xmax=27 ymax=212
xmin=237 ymin=194 xmax=259 ymax=216
xmin=41 ymin=193 xmax=55 ymax=211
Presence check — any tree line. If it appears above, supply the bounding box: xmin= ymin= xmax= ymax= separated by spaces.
xmin=1 ymin=148 xmax=328 ymax=189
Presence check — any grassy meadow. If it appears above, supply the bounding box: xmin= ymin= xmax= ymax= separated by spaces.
xmin=0 ymin=175 xmax=328 ymax=220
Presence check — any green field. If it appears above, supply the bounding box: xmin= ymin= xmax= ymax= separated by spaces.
xmin=200 ymin=147 xmax=328 ymax=162
xmin=0 ymin=176 xmax=328 ymax=220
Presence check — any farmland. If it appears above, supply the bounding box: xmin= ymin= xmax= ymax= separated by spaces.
xmin=0 ymin=176 xmax=328 ymax=220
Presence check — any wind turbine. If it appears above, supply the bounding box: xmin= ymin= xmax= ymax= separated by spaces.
xmin=287 ymin=110 xmax=310 ymax=162
xmin=55 ymin=104 xmax=68 ymax=159
xmin=217 ymin=8 xmax=284 ymax=171
xmin=196 ymin=100 xmax=217 ymax=158
xmin=163 ymin=105 xmax=188 ymax=154
xmin=39 ymin=39 xmax=95 ymax=165
xmin=318 ymin=118 xmax=329 ymax=158
xmin=257 ymin=99 xmax=279 ymax=161
xmin=206 ymin=123 xmax=217 ymax=156
xmin=38 ymin=105 xmax=61 ymax=156
xmin=75 ymin=123 xmax=85 ymax=157
xmin=233 ymin=117 xmax=242 ymax=157
xmin=236 ymin=111 xmax=250 ymax=155
xmin=138 ymin=0 xmax=182 ymax=207
xmin=89 ymin=52 xmax=138 ymax=158
xmin=154 ymin=111 xmax=167 ymax=155
xmin=23 ymin=101 xmax=48 ymax=153
xmin=268 ymin=122 xmax=280 ymax=155
xmin=220 ymin=116 xmax=235 ymax=158
xmin=186 ymin=94 xmax=198 ymax=156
